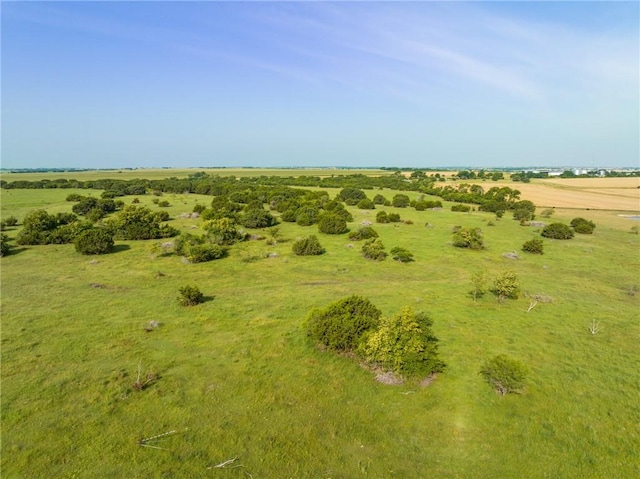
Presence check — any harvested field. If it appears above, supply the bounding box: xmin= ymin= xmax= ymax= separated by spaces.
xmin=509 ymin=178 xmax=639 ymax=211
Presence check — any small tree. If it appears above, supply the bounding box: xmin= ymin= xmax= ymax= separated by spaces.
xmin=522 ymin=238 xmax=544 ymax=254
xmin=292 ymin=235 xmax=325 ymax=256
xmin=390 ymin=246 xmax=414 ymax=263
xmin=362 ymin=238 xmax=387 ymax=261
xmin=570 ymin=217 xmax=596 ymax=234
xmin=178 ymin=285 xmax=204 ymax=306
xmin=470 ymin=270 xmax=488 ymax=302
xmin=493 ymin=270 xmax=520 ymax=301
xmin=372 ymin=194 xmax=387 ymax=205
xmin=0 ymin=233 xmax=11 ymax=257
xmin=376 ymin=211 xmax=389 ymax=223
xmin=541 ymin=223 xmax=574 ymax=240
xmin=306 ymin=295 xmax=382 ymax=352
xmin=361 ymin=307 xmax=445 ymax=378
xmin=480 ymin=355 xmax=527 ymax=395
xmin=74 ymin=228 xmax=114 ymax=255
xmin=392 ymin=194 xmax=410 ymax=208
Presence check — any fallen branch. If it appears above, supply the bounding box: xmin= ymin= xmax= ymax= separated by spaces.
xmin=213 ymin=457 xmax=238 ymax=468
xmin=589 ymin=320 xmax=601 ymax=335
xmin=526 ymin=300 xmax=538 ymax=313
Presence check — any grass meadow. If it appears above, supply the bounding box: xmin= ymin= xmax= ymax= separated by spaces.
xmin=1 ymin=174 xmax=639 ymax=478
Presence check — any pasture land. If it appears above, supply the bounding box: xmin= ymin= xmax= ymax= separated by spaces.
xmin=1 ymin=175 xmax=639 ymax=478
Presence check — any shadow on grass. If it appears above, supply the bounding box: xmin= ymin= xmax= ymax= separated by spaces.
xmin=111 ymin=244 xmax=131 ymax=253
xmin=3 ymin=246 xmax=29 ymax=257
xmin=201 ymin=295 xmax=215 ymax=304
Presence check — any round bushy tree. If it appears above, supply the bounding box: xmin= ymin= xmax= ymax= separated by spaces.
xmin=480 ymin=355 xmax=527 ymax=395
xmin=348 ymin=226 xmax=378 ymax=241
xmin=541 ymin=223 xmax=574 ymax=239
xmin=74 ymin=228 xmax=114 ymax=255
xmin=318 ymin=214 xmax=348 ymax=234
xmin=373 ymin=194 xmax=387 ymax=205
xmin=306 ymin=295 xmax=382 ymax=352
xmin=338 ymin=188 xmax=367 ymax=206
xmin=392 ymin=194 xmax=411 ymax=208
xmin=240 ymin=209 xmax=277 ymax=229
xmin=292 ymin=235 xmax=325 ymax=256
xmin=452 ymin=227 xmax=484 ymax=250
xmin=357 ymin=198 xmax=375 ymax=210
xmin=376 ymin=211 xmax=389 ymax=223
xmin=570 ymin=217 xmax=596 ymax=234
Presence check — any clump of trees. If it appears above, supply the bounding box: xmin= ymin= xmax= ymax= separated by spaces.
xmin=480 ymin=355 xmax=527 ymax=395
xmin=16 ymin=209 xmax=92 ymax=245
xmin=292 ymin=235 xmax=325 ymax=256
xmin=541 ymin=223 xmax=574 ymax=240
xmin=357 ymin=198 xmax=375 ymax=210
xmin=106 ymin=205 xmax=178 ymax=240
xmin=338 ymin=188 xmax=367 ymax=206
xmin=571 ymin=217 xmax=596 ymax=234
xmin=202 ymin=218 xmax=245 ymax=245
xmin=307 ymin=297 xmax=445 ymax=381
xmin=452 ymin=227 xmax=484 ymax=250
xmin=522 ymin=238 xmax=544 ymax=254
xmin=361 ymin=238 xmax=387 ymax=261
xmin=512 ymin=200 xmax=536 ymax=225
xmin=376 ymin=211 xmax=401 ymax=223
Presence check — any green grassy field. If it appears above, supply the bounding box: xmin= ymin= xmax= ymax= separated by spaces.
xmin=1 ymin=181 xmax=639 ymax=478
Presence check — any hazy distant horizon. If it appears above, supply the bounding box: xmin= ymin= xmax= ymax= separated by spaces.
xmin=3 ymin=2 xmax=638 ymax=170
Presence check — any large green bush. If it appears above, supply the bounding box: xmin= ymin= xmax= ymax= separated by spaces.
xmin=306 ymin=295 xmax=382 ymax=352
xmin=360 ymin=308 xmax=445 ymax=378
xmin=240 ymin=209 xmax=277 ymax=229
xmin=107 ymin=205 xmax=178 ymax=240
xmin=0 ymin=233 xmax=12 ymax=257
xmin=357 ymin=198 xmax=375 ymax=210
xmin=338 ymin=188 xmax=367 ymax=206
xmin=73 ymin=228 xmax=114 ymax=255
xmin=292 ymin=235 xmax=325 ymax=256
xmin=522 ymin=238 xmax=544 ymax=254
xmin=348 ymin=226 xmax=378 ymax=241
xmin=541 ymin=223 xmax=574 ymax=239
xmin=480 ymin=355 xmax=527 ymax=395
xmin=203 ymin=218 xmax=244 ymax=245
xmin=177 ymin=285 xmax=205 ymax=306
xmin=390 ymin=246 xmax=414 ymax=262
xmin=571 ymin=217 xmax=596 ymax=234
xmin=392 ymin=194 xmax=410 ymax=208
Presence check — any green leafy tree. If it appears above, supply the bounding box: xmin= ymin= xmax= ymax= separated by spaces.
xmin=74 ymin=228 xmax=114 ymax=255
xmin=203 ymin=218 xmax=244 ymax=245
xmin=178 ymin=285 xmax=204 ymax=306
xmin=240 ymin=209 xmax=277 ymax=229
xmin=306 ymin=295 xmax=382 ymax=352
xmin=470 ymin=270 xmax=488 ymax=302
xmin=0 ymin=233 xmax=12 ymax=257
xmin=373 ymin=194 xmax=387 ymax=205
xmin=480 ymin=355 xmax=527 ymax=395
xmin=292 ymin=235 xmax=325 ymax=256
xmin=106 ymin=205 xmax=178 ymax=240
xmin=338 ymin=188 xmax=367 ymax=205
xmin=360 ymin=307 xmax=445 ymax=378
xmin=541 ymin=223 xmax=574 ymax=240
xmin=362 ymin=238 xmax=387 ymax=261
xmin=392 ymin=194 xmax=411 ymax=208
xmin=570 ymin=217 xmax=596 ymax=234
xmin=357 ymin=198 xmax=375 ymax=210
xmin=493 ymin=270 xmax=520 ymax=301
xmin=376 ymin=211 xmax=389 ymax=223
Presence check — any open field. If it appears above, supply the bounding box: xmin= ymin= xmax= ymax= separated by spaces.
xmin=1 ymin=174 xmax=639 ymax=478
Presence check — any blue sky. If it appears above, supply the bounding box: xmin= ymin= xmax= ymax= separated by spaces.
xmin=2 ymin=1 xmax=638 ymax=169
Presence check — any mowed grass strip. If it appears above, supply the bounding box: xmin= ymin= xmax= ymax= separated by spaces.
xmin=1 ymin=182 xmax=639 ymax=478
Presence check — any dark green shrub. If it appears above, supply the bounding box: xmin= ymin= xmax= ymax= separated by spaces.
xmin=357 ymin=198 xmax=375 ymax=210
xmin=392 ymin=194 xmax=410 ymax=208
xmin=66 ymin=193 xmax=85 ymax=202
xmin=376 ymin=211 xmax=389 ymax=223
xmin=571 ymin=217 xmax=596 ymax=234
xmin=158 ymin=200 xmax=170 ymax=208
xmin=373 ymin=194 xmax=387 ymax=205
xmin=292 ymin=235 xmax=325 ymax=256
xmin=480 ymin=355 xmax=527 ymax=395
xmin=193 ymin=203 xmax=206 ymax=214
xmin=390 ymin=246 xmax=414 ymax=262
xmin=362 ymin=238 xmax=387 ymax=261
xmin=281 ymin=208 xmax=298 ymax=222
xmin=541 ymin=223 xmax=574 ymax=239
xmin=522 ymin=238 xmax=544 ymax=254
xmin=49 ymin=220 xmax=93 ymax=244
xmin=3 ymin=216 xmax=18 ymax=227
xmin=203 ymin=218 xmax=244 ymax=245
xmin=74 ymin=228 xmax=114 ymax=255
xmin=106 ymin=205 xmax=178 ymax=240
xmin=452 ymin=227 xmax=484 ymax=250
xmin=185 ymin=244 xmax=226 ymax=263
xmin=338 ymin=188 xmax=367 ymax=205
xmin=451 ymin=204 xmax=471 ymax=212
xmin=86 ymin=208 xmax=105 ymax=223
xmin=177 ymin=285 xmax=204 ymax=306
xmin=361 ymin=308 xmax=445 ymax=378
xmin=295 ymin=206 xmax=320 ymax=225
xmin=318 ymin=214 xmax=348 ymax=234
xmin=0 ymin=234 xmax=11 ymax=257
xmin=306 ymin=295 xmax=382 ymax=352
xmin=388 ymin=213 xmax=401 ymax=223
xmin=348 ymin=226 xmax=378 ymax=241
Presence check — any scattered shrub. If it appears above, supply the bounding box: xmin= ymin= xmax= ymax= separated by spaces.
xmin=480 ymin=355 xmax=527 ymax=395
xmin=372 ymin=194 xmax=387 ymax=205
xmin=571 ymin=217 xmax=596 ymax=234
xmin=338 ymin=188 xmax=367 ymax=206
xmin=451 ymin=204 xmax=471 ymax=212
xmin=540 ymin=208 xmax=554 ymax=218
xmin=74 ymin=228 xmax=114 ymax=255
xmin=177 ymin=285 xmax=204 ymax=306
xmin=106 ymin=205 xmax=178 ymax=240
xmin=0 ymin=233 xmax=11 ymax=257
xmin=185 ymin=244 xmax=226 ymax=263
xmin=522 ymin=238 xmax=544 ymax=254
xmin=390 ymin=246 xmax=414 ymax=262
xmin=376 ymin=211 xmax=389 ymax=223
xmin=203 ymin=218 xmax=244 ymax=245
xmin=452 ymin=227 xmax=484 ymax=250
xmin=3 ymin=216 xmax=18 ymax=227
xmin=240 ymin=209 xmax=277 ymax=228
xmin=193 ymin=203 xmax=207 ymax=214
xmin=388 ymin=212 xmax=401 ymax=223
xmin=292 ymin=235 xmax=325 ymax=256
xmin=348 ymin=226 xmax=378 ymax=241
xmin=318 ymin=214 xmax=348 ymax=234
xmin=492 ymin=270 xmax=520 ymax=301
xmin=66 ymin=193 xmax=85 ymax=202
xmin=306 ymin=295 xmax=382 ymax=352
xmin=362 ymin=238 xmax=387 ymax=261
xmin=541 ymin=223 xmax=574 ymax=240
xmin=158 ymin=200 xmax=170 ymax=207
xmin=392 ymin=194 xmax=410 ymax=208
xmin=361 ymin=308 xmax=445 ymax=378
xmin=357 ymin=198 xmax=375 ymax=210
